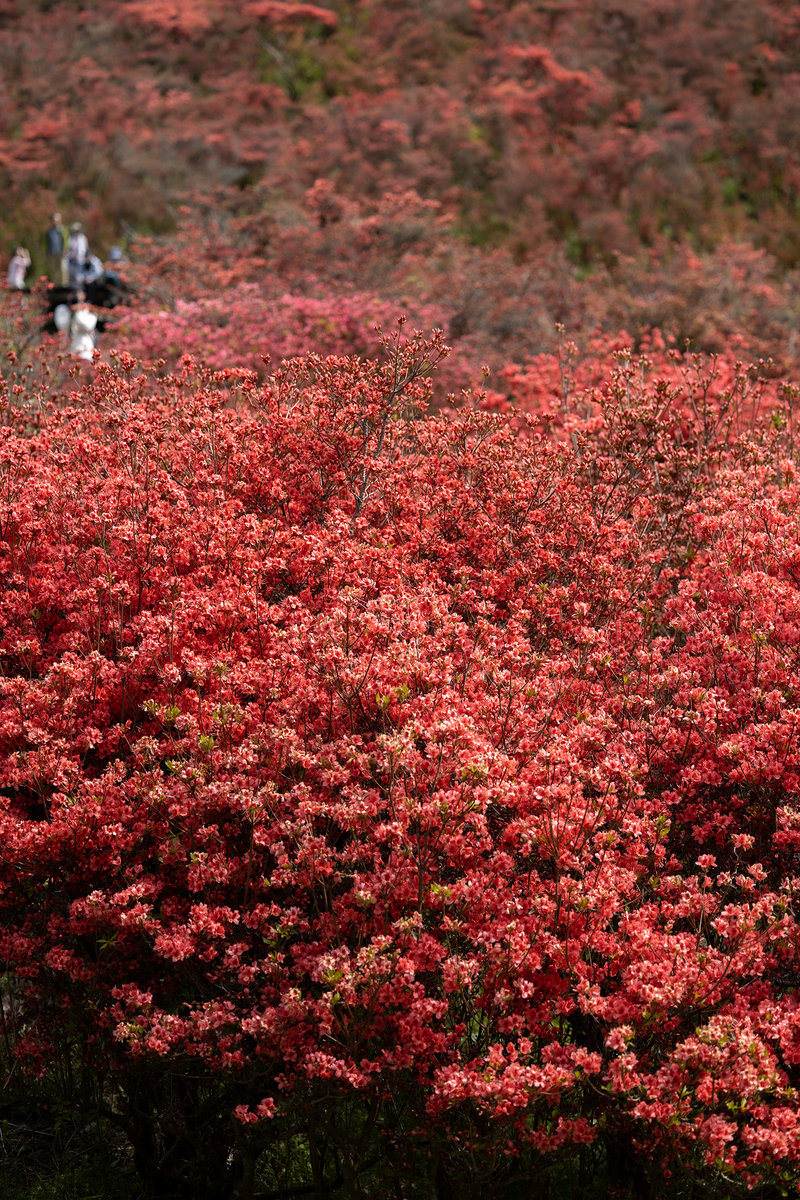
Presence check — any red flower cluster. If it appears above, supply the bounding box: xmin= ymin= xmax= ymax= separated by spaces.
xmin=109 ymin=283 xmax=469 ymax=392
xmin=0 ymin=329 xmax=799 ymax=1196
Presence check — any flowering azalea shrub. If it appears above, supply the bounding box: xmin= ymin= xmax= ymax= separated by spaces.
xmin=492 ymin=329 xmax=785 ymax=430
xmin=107 ymin=270 xmax=793 ymax=419
xmin=0 ymin=329 xmax=799 ymax=1199
xmin=109 ymin=283 xmax=476 ymax=394
xmin=116 ymin=189 xmax=800 ymax=388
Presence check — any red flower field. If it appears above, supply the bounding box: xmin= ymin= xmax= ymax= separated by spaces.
xmin=2 ymin=2 xmax=800 ymax=1198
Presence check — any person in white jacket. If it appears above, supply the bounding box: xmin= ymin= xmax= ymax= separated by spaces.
xmin=69 ymin=293 xmax=97 ymax=361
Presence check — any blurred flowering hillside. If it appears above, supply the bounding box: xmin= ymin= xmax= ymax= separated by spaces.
xmin=3 ymin=0 xmax=800 ymax=368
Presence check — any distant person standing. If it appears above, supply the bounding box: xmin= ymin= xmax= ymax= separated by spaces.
xmin=46 ymin=212 xmax=68 ymax=285
xmin=6 ymin=247 xmax=31 ymax=290
xmin=67 ymin=222 xmax=88 ymax=289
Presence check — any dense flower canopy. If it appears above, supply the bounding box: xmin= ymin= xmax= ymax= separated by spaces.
xmin=0 ymin=329 xmax=800 ymax=1197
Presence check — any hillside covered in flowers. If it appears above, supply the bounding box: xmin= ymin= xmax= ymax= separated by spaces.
xmin=3 ymin=3 xmax=800 ymax=1200
xmin=2 ymin=0 xmax=800 ymax=363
